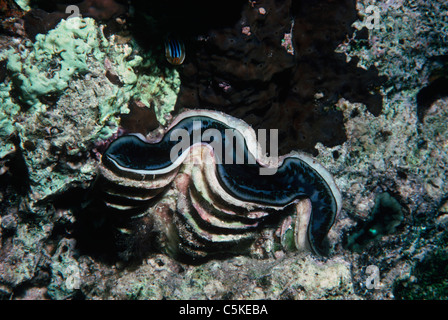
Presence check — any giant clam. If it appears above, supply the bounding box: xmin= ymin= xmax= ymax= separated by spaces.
xmin=93 ymin=109 xmax=342 ymax=261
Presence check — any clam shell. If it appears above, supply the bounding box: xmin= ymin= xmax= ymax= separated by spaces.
xmin=94 ymin=109 xmax=342 ymax=260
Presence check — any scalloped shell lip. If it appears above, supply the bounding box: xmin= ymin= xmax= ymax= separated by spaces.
xmin=285 ymin=151 xmax=342 ymax=217
xmin=166 ymin=109 xmax=342 ymax=216
xmin=99 ymin=109 xmax=342 ymax=258
xmin=104 ymin=108 xmax=341 ymax=196
xmin=104 ymin=108 xmax=342 ymax=213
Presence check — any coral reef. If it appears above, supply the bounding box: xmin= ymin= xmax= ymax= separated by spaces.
xmin=7 ymin=17 xmax=109 ymax=106
xmin=0 ymin=0 xmax=447 ymax=301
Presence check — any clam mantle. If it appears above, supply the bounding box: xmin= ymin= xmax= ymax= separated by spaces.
xmin=94 ymin=110 xmax=342 ymax=261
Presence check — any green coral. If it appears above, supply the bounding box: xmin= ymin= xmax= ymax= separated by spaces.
xmin=3 ymin=17 xmax=180 ymax=143
xmin=7 ymin=18 xmax=108 ymax=107
xmin=14 ymin=0 xmax=30 ymax=11
xmin=0 ymin=82 xmax=20 ymax=158
xmin=1 ymin=17 xmax=180 ymax=205
xmin=107 ymin=40 xmax=180 ymax=125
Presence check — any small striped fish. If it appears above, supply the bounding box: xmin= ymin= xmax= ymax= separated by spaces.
xmin=165 ymin=38 xmax=186 ymax=65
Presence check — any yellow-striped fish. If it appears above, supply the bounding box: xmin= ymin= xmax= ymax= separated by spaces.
xmin=165 ymin=38 xmax=186 ymax=65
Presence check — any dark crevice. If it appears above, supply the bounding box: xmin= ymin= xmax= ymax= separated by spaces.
xmin=417 ymin=77 xmax=448 ymax=122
